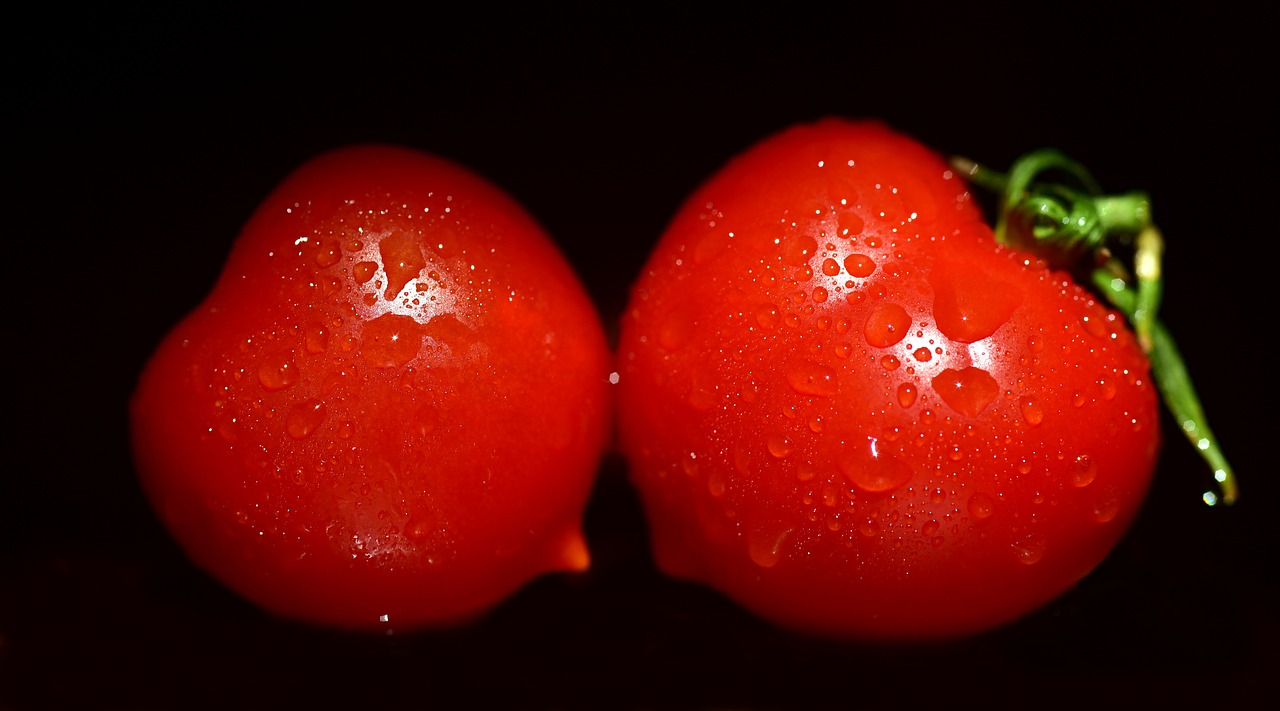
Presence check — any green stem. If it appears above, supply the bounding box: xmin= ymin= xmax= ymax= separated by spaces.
xmin=953 ymin=151 xmax=1239 ymax=506
xmin=1095 ymin=272 xmax=1238 ymax=505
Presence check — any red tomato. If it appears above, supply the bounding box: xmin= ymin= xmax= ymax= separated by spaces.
xmin=130 ymin=146 xmax=612 ymax=632
xmin=615 ymin=119 xmax=1160 ymax=640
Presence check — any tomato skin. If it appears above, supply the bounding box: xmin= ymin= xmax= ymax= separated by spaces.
xmin=616 ymin=120 xmax=1160 ymax=640
xmin=130 ymin=146 xmax=611 ymax=632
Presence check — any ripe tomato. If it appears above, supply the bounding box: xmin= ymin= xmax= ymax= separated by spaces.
xmin=615 ymin=119 xmax=1160 ymax=640
xmin=130 ymin=145 xmax=612 ymax=632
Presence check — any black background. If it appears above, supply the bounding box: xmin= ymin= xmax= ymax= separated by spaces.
xmin=6 ymin=5 xmax=1273 ymax=709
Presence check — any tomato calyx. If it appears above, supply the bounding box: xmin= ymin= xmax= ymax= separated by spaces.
xmin=954 ymin=150 xmax=1238 ymax=506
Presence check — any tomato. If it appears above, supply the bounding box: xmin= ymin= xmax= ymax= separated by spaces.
xmin=130 ymin=145 xmax=612 ymax=632
xmin=614 ymin=119 xmax=1160 ymax=641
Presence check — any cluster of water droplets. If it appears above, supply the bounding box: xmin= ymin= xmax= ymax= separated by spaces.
xmin=638 ymin=159 xmax=1151 ymax=571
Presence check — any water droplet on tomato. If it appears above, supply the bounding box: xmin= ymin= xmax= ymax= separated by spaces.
xmin=354 ymin=261 xmax=378 ymax=284
xmin=755 ymin=304 xmax=782 ymax=329
xmin=913 ymin=346 xmax=932 ymax=362
xmin=838 ymin=211 xmax=864 ymax=238
xmin=361 ymin=314 xmax=425 ymax=369
xmin=967 ymin=493 xmax=995 ymax=520
xmin=681 ymin=452 xmax=699 ymax=477
xmin=864 ymin=302 xmax=911 ymax=347
xmin=258 ymin=354 xmax=298 ymax=391
xmin=781 ymin=234 xmax=818 ymax=266
xmin=931 ymin=367 xmax=999 ymax=417
xmin=315 ymin=242 xmax=342 ymax=268
xmin=747 ymin=525 xmax=792 ymax=568
xmin=766 ymin=434 xmax=794 ymax=459
xmin=844 ymin=252 xmax=876 ymax=278
xmin=379 ymin=231 xmax=426 ymax=300
xmin=821 ymin=257 xmax=841 ymax=276
xmin=1080 ymin=309 xmax=1108 ymax=339
xmin=897 ymin=382 xmax=917 ymax=408
xmin=786 ymin=361 xmax=838 ymax=397
xmin=930 ymin=264 xmax=1023 ymax=343
xmin=858 ymin=518 xmax=880 ymax=538
xmin=305 ymin=323 xmax=329 ymax=354
xmin=707 ymin=470 xmax=726 ymax=498
xmin=1019 ymin=397 xmax=1045 ymax=426
xmin=839 ymin=437 xmax=913 ymax=492
xmin=286 ymin=399 xmax=326 ymax=439
xmin=1091 ymin=487 xmax=1121 ymax=523
xmin=1012 ymin=536 xmax=1046 ymax=565
xmin=796 ymin=462 xmax=817 ymax=481
xmin=1071 ymin=454 xmax=1097 ymax=487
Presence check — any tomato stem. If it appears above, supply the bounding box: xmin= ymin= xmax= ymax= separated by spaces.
xmin=953 ymin=151 xmax=1238 ymax=506
xmin=1095 ymin=272 xmax=1238 ymax=505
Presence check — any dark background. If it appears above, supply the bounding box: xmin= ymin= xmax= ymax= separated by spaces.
xmin=6 ymin=5 xmax=1272 ymax=709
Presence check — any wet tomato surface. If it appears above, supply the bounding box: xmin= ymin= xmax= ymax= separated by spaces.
xmin=130 ymin=145 xmax=612 ymax=632
xmin=616 ymin=120 xmax=1160 ymax=640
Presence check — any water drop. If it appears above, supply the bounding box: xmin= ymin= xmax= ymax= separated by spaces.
xmin=379 ymin=231 xmax=426 ymax=300
xmin=1019 ymin=396 xmax=1045 ymax=426
xmin=361 ymin=314 xmax=425 ymax=369
xmin=747 ymin=526 xmax=791 ymax=568
xmin=881 ymin=354 xmax=900 ymax=370
xmin=305 ymin=323 xmax=329 ymax=354
xmin=968 ymin=493 xmax=995 ymax=520
xmin=1071 ymin=454 xmax=1097 ymax=487
xmin=781 ymin=234 xmax=818 ymax=266
xmin=258 ymin=355 xmax=298 ymax=391
xmin=286 ymin=399 xmax=326 ymax=439
xmin=821 ymin=257 xmax=841 ymax=276
xmin=930 ymin=264 xmax=1023 ymax=343
xmin=838 ymin=211 xmax=864 ymax=238
xmin=864 ymin=302 xmax=911 ymax=347
xmin=707 ymin=470 xmax=726 ymax=498
xmin=897 ymin=382 xmax=917 ymax=408
xmin=931 ymin=367 xmax=1000 ymax=418
xmin=353 ymin=261 xmax=378 ymax=284
xmin=755 ymin=304 xmax=782 ymax=329
xmin=766 ymin=434 xmax=794 ymax=459
xmin=315 ymin=242 xmax=342 ymax=268
xmin=839 ymin=437 xmax=913 ymax=492
xmin=1091 ymin=487 xmax=1121 ymax=523
xmin=786 ymin=361 xmax=838 ymax=397
xmin=844 ymin=252 xmax=876 ymax=278
xmin=913 ymin=347 xmax=932 ymax=362
xmin=1012 ymin=535 xmax=1046 ymax=565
